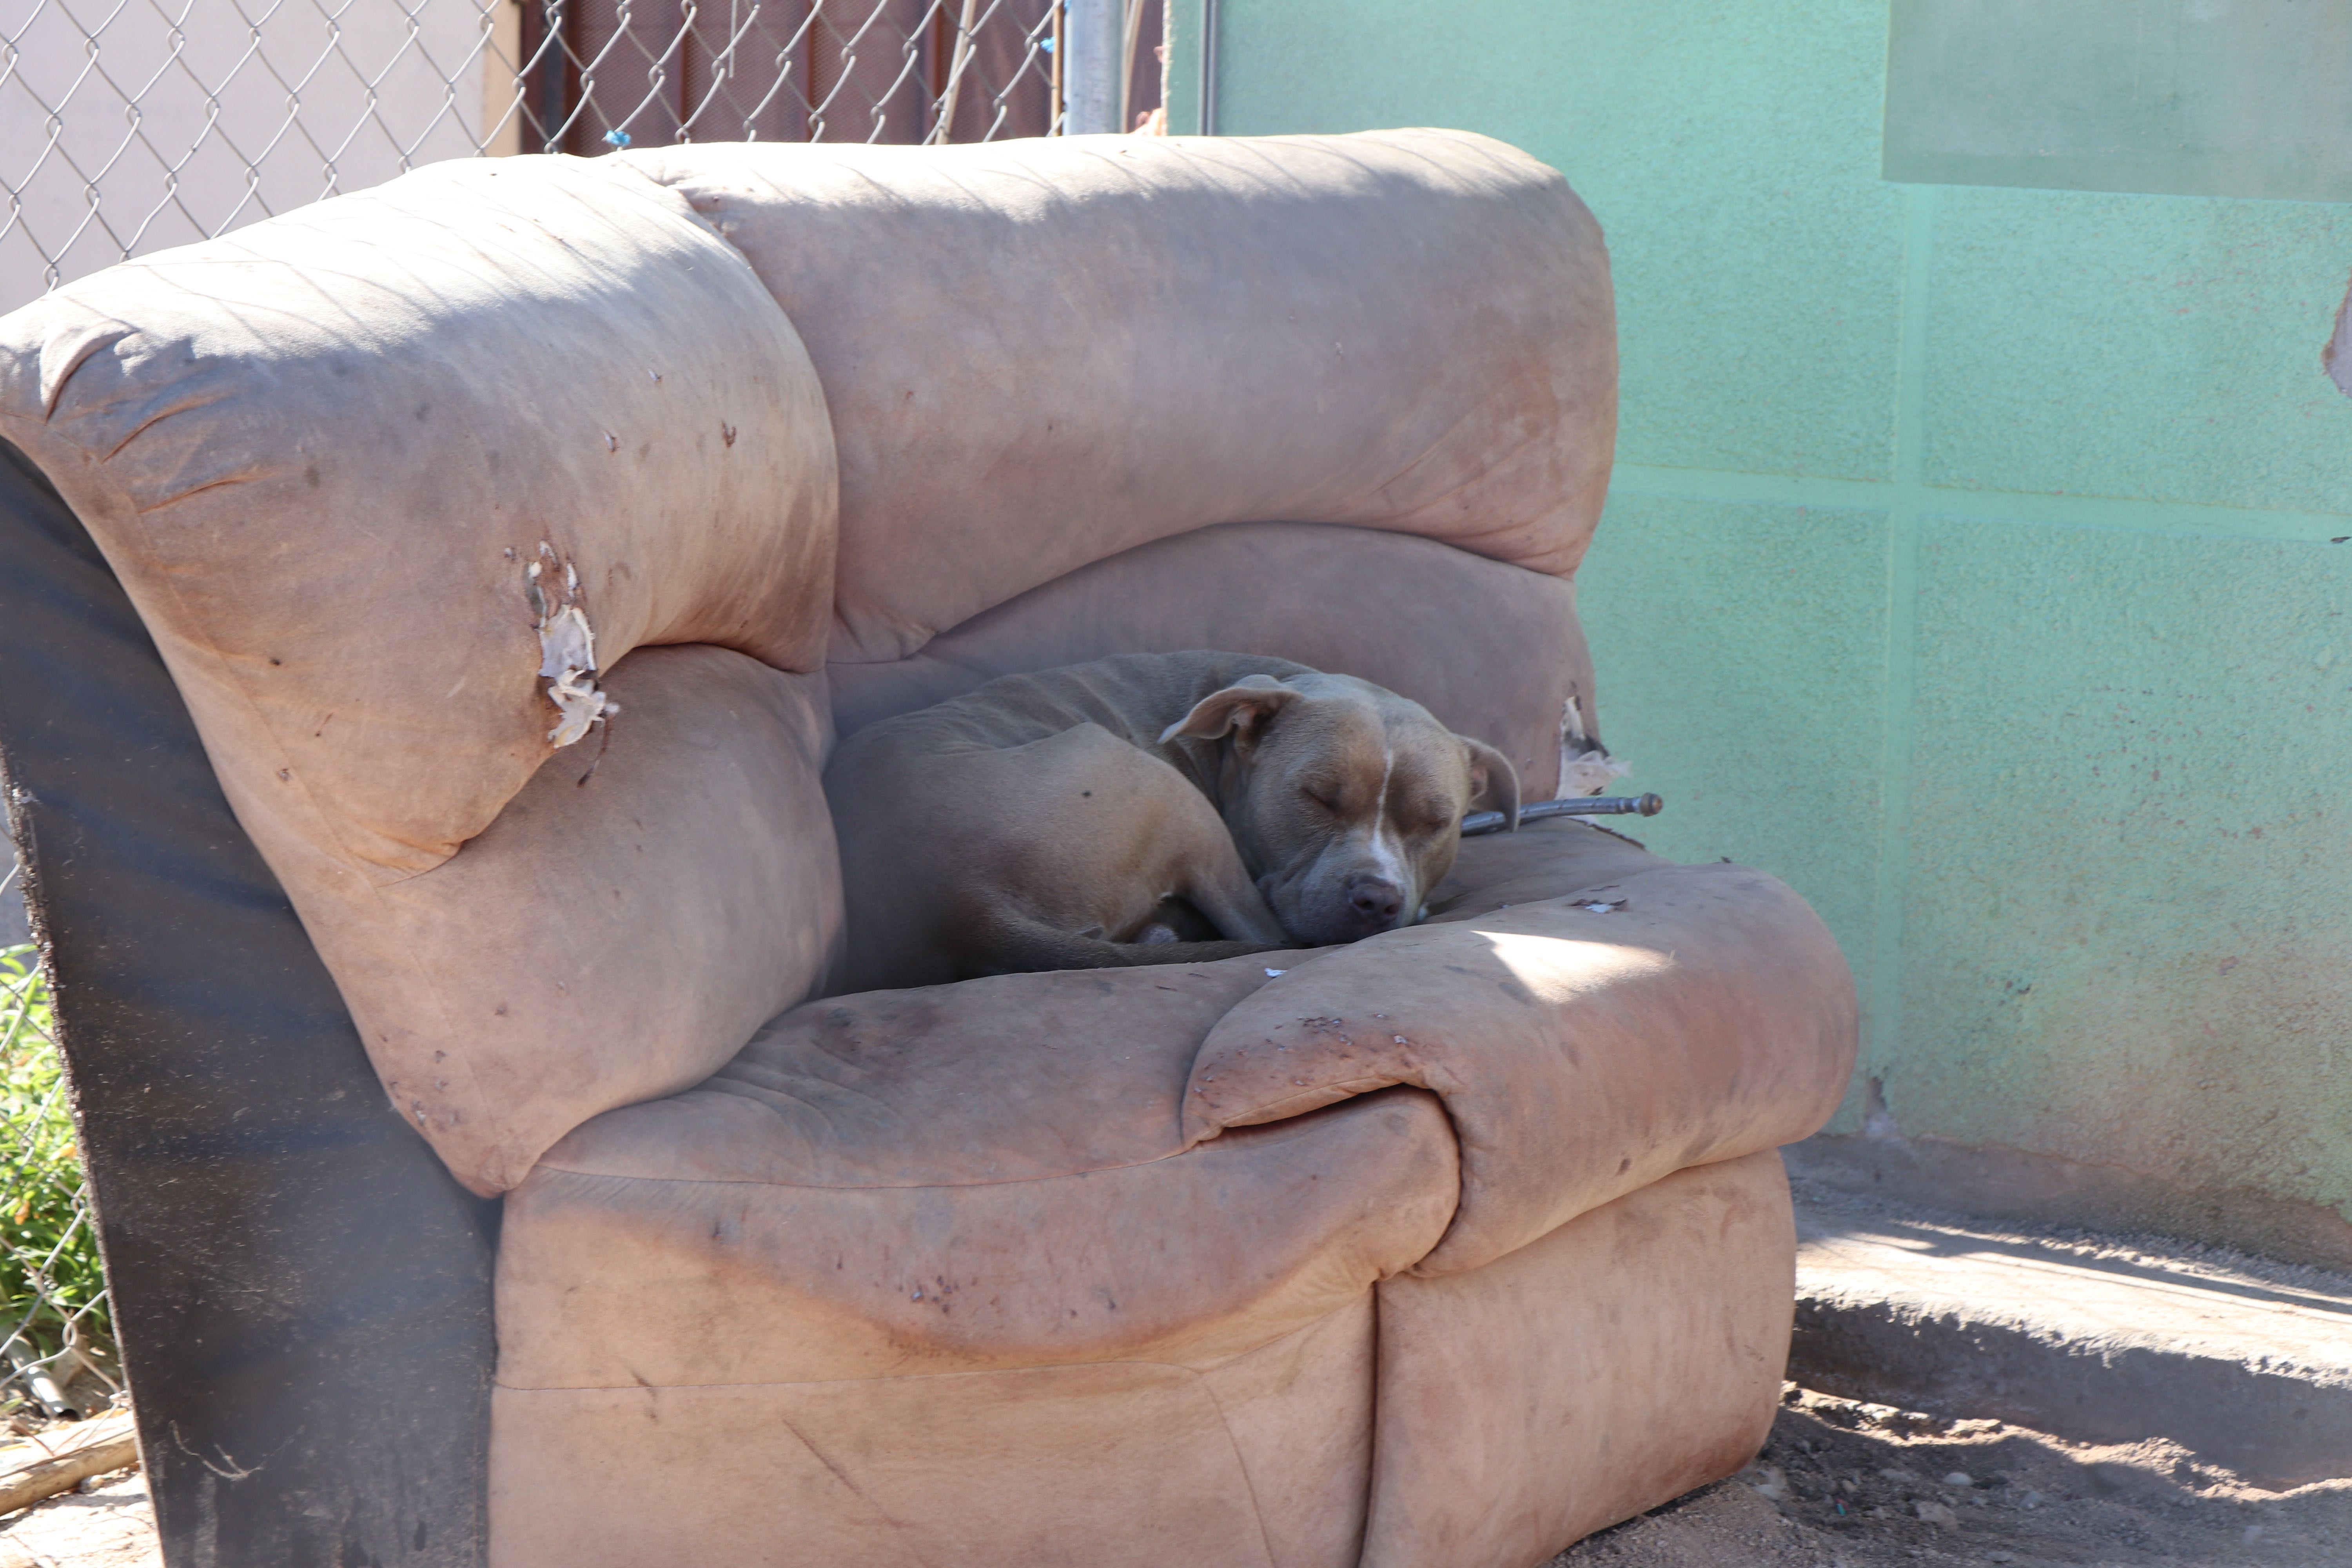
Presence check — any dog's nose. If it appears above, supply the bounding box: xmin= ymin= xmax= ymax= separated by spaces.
xmin=1344 ymin=874 xmax=1405 ymax=929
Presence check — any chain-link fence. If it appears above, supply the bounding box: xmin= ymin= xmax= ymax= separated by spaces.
xmin=2 ymin=910 xmax=119 ymax=1427
xmin=2 ymin=0 xmax=1163 ymax=309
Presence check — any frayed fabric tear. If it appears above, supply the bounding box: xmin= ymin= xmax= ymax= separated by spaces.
xmin=546 ymin=668 xmax=614 ymax=747
xmin=1559 ymin=748 xmax=1630 ymax=799
xmin=537 ymin=604 xmax=594 ymax=681
xmin=1555 ymin=696 xmax=1632 ymax=818
xmin=530 ymin=548 xmax=616 ymax=747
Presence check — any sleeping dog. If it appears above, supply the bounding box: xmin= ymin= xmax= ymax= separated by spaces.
xmin=824 ymin=651 xmax=1520 ymax=991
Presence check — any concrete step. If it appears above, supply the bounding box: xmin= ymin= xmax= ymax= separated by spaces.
xmin=1788 ymin=1176 xmax=2352 ymax=1490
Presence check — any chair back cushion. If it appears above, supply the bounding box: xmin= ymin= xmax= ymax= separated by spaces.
xmin=619 ymin=129 xmax=1617 ymax=667
xmin=829 ymin=522 xmax=1600 ymax=798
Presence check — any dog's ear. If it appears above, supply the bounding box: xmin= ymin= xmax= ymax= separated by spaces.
xmin=1461 ymin=737 xmax=1521 ymax=831
xmin=1160 ymin=677 xmax=1298 ymax=745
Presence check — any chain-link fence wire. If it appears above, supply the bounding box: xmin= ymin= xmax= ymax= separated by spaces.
xmin=3 ymin=0 xmax=1163 ymax=309
xmin=0 ymin=865 xmax=119 ymax=1425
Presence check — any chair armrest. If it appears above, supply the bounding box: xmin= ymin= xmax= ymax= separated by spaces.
xmin=1183 ymin=828 xmax=1857 ymax=1275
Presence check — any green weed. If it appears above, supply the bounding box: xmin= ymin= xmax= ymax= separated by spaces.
xmin=0 ymin=944 xmax=110 ymax=1374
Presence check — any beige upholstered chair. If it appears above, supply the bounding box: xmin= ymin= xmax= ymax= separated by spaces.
xmin=0 ymin=130 xmax=1854 ymax=1566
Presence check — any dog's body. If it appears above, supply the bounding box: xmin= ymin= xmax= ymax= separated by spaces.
xmin=824 ymin=652 xmax=1519 ymax=991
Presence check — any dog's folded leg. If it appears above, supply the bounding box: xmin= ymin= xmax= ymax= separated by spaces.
xmin=973 ymin=915 xmax=1290 ymax=976
xmin=1168 ymin=817 xmax=1290 ymax=947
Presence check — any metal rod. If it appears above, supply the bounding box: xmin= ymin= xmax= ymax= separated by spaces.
xmin=5 ymin=1334 xmax=83 ymax=1419
xmin=1062 ymin=0 xmax=1121 ymax=133
xmin=1119 ymin=0 xmax=1145 ymax=132
xmin=1198 ymin=0 xmax=1219 ymax=134
xmin=1461 ymin=794 xmax=1664 ymax=837
xmin=933 ymin=0 xmax=982 ymax=143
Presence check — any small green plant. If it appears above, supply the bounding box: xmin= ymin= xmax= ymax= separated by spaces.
xmin=0 ymin=944 xmax=111 ymax=1375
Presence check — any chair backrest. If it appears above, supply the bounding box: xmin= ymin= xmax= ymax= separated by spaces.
xmin=0 ymin=129 xmax=1617 ymax=1196
xmin=620 ymin=129 xmax=1617 ymax=666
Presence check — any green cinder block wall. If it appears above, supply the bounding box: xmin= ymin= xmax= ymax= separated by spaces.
xmin=1171 ymin=1 xmax=2352 ymax=1261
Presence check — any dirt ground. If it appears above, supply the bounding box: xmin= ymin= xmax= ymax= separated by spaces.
xmin=1558 ymin=1387 xmax=2352 ymax=1568
xmin=0 ymin=1466 xmax=152 ymax=1568
xmin=3 ymin=1385 xmax=2348 ymax=1566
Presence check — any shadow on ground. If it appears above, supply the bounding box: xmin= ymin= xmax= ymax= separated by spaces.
xmin=1557 ymin=1386 xmax=2352 ymax=1567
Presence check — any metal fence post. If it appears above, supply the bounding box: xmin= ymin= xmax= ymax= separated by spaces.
xmin=1062 ymin=0 xmax=1122 ymax=134
xmin=1199 ymin=0 xmax=1219 ymax=134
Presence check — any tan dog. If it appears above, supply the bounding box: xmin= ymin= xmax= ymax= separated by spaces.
xmin=824 ymin=652 xmax=1520 ymax=991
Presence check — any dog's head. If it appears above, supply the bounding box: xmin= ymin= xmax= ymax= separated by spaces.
xmin=1161 ymin=671 xmax=1519 ymax=946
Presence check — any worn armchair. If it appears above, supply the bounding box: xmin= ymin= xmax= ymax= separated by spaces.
xmin=0 ymin=129 xmax=1854 ymax=1567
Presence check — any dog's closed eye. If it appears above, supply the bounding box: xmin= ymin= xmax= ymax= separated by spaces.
xmin=1405 ymin=800 xmax=1453 ymax=834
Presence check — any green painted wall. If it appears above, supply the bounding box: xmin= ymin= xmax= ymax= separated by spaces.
xmin=1176 ymin=1 xmax=2352 ymax=1249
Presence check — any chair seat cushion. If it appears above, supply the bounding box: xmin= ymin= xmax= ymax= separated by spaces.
xmin=494 ymin=822 xmax=1853 ymax=1391
xmin=497 ymin=965 xmax=1461 ymax=1390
